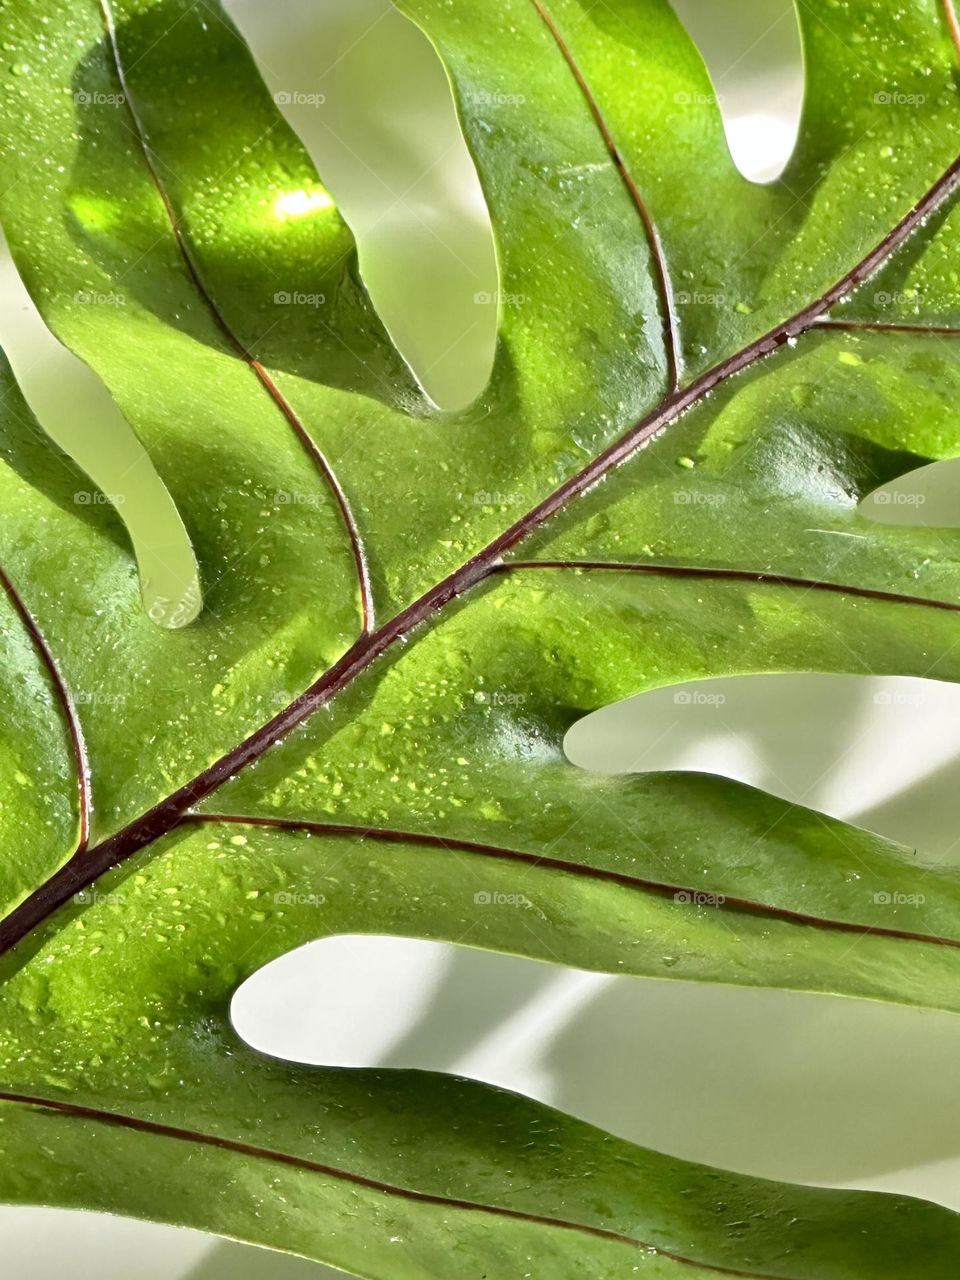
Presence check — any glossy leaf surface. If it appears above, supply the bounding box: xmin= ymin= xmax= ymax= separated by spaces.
xmin=1 ymin=0 xmax=960 ymax=1274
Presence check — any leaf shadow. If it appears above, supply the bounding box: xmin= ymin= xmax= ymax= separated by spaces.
xmin=64 ymin=3 xmax=422 ymax=410
xmin=566 ymin=671 xmax=960 ymax=866
xmin=541 ymin=974 xmax=960 ymax=1188
xmin=376 ymin=947 xmax=560 ymax=1071
xmin=238 ymin=929 xmax=960 ymax=1192
xmin=342 ymin=674 xmax=960 ymax=1190
xmin=182 ymin=1241 xmax=338 ymax=1280
xmin=851 ymin=748 xmax=960 ymax=864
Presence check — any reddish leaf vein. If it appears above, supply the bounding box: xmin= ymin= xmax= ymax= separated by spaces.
xmin=530 ymin=0 xmax=682 ymax=391
xmin=185 ymin=813 xmax=960 ymax=950
xmin=0 ymin=566 xmax=89 ymax=852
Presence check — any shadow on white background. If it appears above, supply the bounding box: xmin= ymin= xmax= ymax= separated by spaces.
xmin=231 ymin=932 xmax=960 ymax=1196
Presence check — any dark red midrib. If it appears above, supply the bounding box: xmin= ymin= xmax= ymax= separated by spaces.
xmin=0 ymin=1088 xmax=788 ymax=1278
xmin=2 ymin=146 xmax=960 ymax=960
xmin=1 ymin=554 xmax=957 ymax=956
xmin=98 ymin=0 xmax=373 ymax=633
xmin=185 ymin=813 xmax=960 ymax=951
xmin=0 ymin=568 xmax=89 ymax=851
xmin=529 ymin=0 xmax=681 ymax=392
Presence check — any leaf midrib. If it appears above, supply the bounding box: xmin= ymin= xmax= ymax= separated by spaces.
xmin=4 ymin=546 xmax=960 ymax=961
xmin=3 ymin=5 xmax=960 ymax=960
